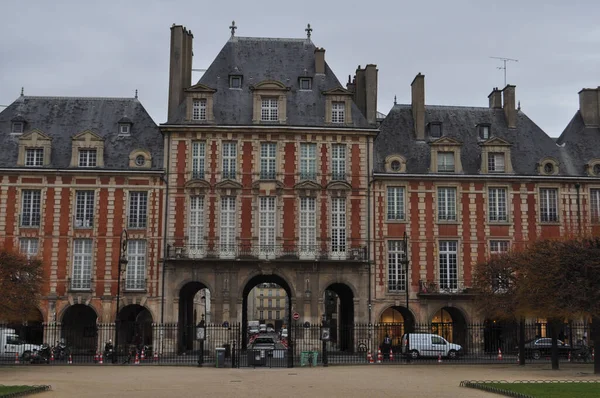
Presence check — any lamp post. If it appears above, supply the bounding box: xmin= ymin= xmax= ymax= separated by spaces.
xmin=402 ymin=232 xmax=410 ymax=315
xmin=196 ymin=314 xmax=205 ymax=367
xmin=321 ymin=313 xmax=329 ymax=367
xmin=113 ymin=229 xmax=128 ymax=363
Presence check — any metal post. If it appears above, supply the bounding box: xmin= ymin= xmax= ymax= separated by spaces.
xmin=403 ymin=232 xmax=410 ymax=316
xmin=113 ymin=229 xmax=128 ymax=363
xmin=197 ymin=315 xmax=205 ymax=367
xmin=322 ymin=314 xmax=329 ymax=367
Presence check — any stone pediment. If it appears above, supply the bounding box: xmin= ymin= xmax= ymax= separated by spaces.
xmin=322 ymin=87 xmax=353 ymax=96
xmin=185 ymin=179 xmax=211 ymax=195
xmin=72 ymin=130 xmax=104 ymax=142
xmin=326 ymin=180 xmax=352 ymax=195
xmin=215 ymin=179 xmax=243 ymax=195
xmin=430 ymin=136 xmax=462 ymax=146
xmin=251 ymin=80 xmax=289 ymax=91
xmin=480 ymin=136 xmax=512 ymax=146
xmin=294 ymin=180 xmax=322 ymax=197
xmin=19 ymin=129 xmax=52 ymax=142
xmin=185 ymin=83 xmax=217 ymax=93
xmin=252 ymin=180 xmax=284 ymax=195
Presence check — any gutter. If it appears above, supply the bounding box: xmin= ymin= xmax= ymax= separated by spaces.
xmin=373 ymin=172 xmax=600 ymax=181
xmin=0 ymin=168 xmax=164 ymax=175
xmin=160 ymin=132 xmax=171 ymax=324
xmin=160 ymin=124 xmax=379 ymax=134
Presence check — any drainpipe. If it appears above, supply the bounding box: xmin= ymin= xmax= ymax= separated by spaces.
xmin=366 ymin=136 xmax=372 ymax=325
xmin=160 ymin=132 xmax=171 ymax=324
xmin=575 ymin=183 xmax=581 ymax=235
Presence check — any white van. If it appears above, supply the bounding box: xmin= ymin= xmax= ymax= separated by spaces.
xmin=0 ymin=328 xmax=41 ymax=362
xmin=401 ymin=333 xmax=462 ymax=359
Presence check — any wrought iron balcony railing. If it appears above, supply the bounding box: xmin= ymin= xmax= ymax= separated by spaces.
xmin=418 ymin=279 xmax=473 ymax=295
xmin=124 ymin=278 xmax=147 ymax=291
xmin=331 ymin=172 xmax=346 ymax=181
xmin=73 ymin=216 xmax=93 ymax=229
xmin=192 ymin=170 xmax=205 ymax=180
xmin=299 ymin=171 xmax=317 ymax=181
xmin=260 ymin=170 xmax=276 ymax=180
xmin=166 ymin=243 xmax=367 ymax=262
xmin=68 ymin=277 xmax=93 ymax=291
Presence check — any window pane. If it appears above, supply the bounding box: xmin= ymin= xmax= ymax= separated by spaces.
xmin=488 ymin=188 xmax=507 ymax=222
xmin=75 ymin=191 xmax=95 ymax=228
xmin=591 ymin=189 xmax=600 ymax=223
xmin=189 ymin=196 xmax=204 ymax=249
xmin=126 ymin=240 xmax=146 ymax=290
xmin=260 ymin=143 xmax=277 ymax=179
xmin=388 ymin=240 xmax=406 ymax=291
xmin=259 ymin=197 xmax=276 ymax=253
xmin=439 ymin=241 xmax=458 ymax=290
xmin=21 ymin=190 xmax=41 ymax=227
xmin=300 ymin=143 xmax=316 ymax=180
xmin=331 ymin=144 xmax=346 ymax=181
xmin=331 ymin=198 xmax=346 ymax=254
xmin=540 ymin=188 xmax=558 ymax=222
xmin=192 ymin=141 xmax=205 ymax=179
xmin=387 ymin=187 xmax=405 ymax=221
xmin=222 ymin=142 xmax=237 ymax=179
xmin=128 ymin=192 xmax=148 ymax=228
xmin=437 ymin=187 xmax=457 ymax=221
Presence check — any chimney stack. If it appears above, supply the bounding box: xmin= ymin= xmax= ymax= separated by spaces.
xmin=346 ymin=75 xmax=356 ymax=93
xmin=168 ymin=24 xmax=194 ymax=121
xmin=502 ymin=85 xmax=517 ymax=129
xmin=364 ymin=64 xmax=378 ymax=125
xmin=488 ymin=87 xmax=502 ymax=109
xmin=411 ymin=73 xmax=425 ymax=140
xmin=314 ymin=48 xmax=325 ymax=74
xmin=579 ymin=87 xmax=600 ymax=126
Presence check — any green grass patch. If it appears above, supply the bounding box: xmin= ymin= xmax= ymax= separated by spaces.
xmin=0 ymin=385 xmax=49 ymax=397
xmin=486 ymin=382 xmax=599 ymax=398
xmin=0 ymin=386 xmax=36 ymax=394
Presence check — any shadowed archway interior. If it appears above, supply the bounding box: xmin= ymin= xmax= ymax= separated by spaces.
xmin=61 ymin=304 xmax=97 ymax=351
xmin=178 ymin=281 xmax=209 ymax=353
xmin=117 ymin=304 xmax=153 ymax=347
xmin=431 ymin=307 xmax=468 ymax=348
xmin=324 ymin=283 xmax=354 ymax=352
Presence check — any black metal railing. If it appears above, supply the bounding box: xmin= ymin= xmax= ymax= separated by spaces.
xmin=299 ymin=171 xmax=317 ymax=181
xmin=260 ymin=170 xmax=276 ymax=180
xmin=418 ymin=279 xmax=473 ymax=295
xmin=191 ymin=170 xmax=205 ymax=180
xmin=68 ymin=277 xmax=93 ymax=291
xmin=124 ymin=278 xmax=147 ymax=291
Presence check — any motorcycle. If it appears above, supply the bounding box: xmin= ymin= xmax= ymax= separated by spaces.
xmin=52 ymin=340 xmax=70 ymax=360
xmin=572 ymin=346 xmax=592 ymax=362
xmin=30 ymin=343 xmax=52 ymax=364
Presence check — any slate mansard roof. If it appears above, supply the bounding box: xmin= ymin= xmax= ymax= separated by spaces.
xmin=556 ymin=112 xmax=600 ymax=176
xmin=0 ymin=95 xmax=163 ymax=170
xmin=168 ymin=36 xmax=371 ymax=128
xmin=374 ymin=103 xmax=570 ymax=176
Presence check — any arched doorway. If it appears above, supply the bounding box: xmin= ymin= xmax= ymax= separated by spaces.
xmin=178 ymin=281 xmax=211 ymax=353
xmin=117 ymin=305 xmax=153 ymax=348
xmin=483 ymin=319 xmax=518 ymax=354
xmin=61 ymin=304 xmax=98 ymax=353
xmin=431 ymin=307 xmax=467 ymax=349
xmin=324 ymin=283 xmax=354 ymax=352
xmin=378 ymin=306 xmax=415 ymax=349
xmin=8 ymin=307 xmax=44 ymax=345
xmin=242 ymin=274 xmax=292 ymax=350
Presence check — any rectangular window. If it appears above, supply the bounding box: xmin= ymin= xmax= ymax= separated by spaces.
xmin=437 ymin=187 xmax=457 ymax=222
xmin=192 ymin=98 xmax=207 ymax=120
xmin=119 ymin=124 xmax=130 ymax=135
xmin=260 ymin=299 xmax=264 ymax=307
xmin=299 ymin=197 xmax=316 ymax=256
xmin=490 ymin=240 xmax=510 ymax=292
xmin=439 ymin=241 xmax=458 ymax=291
xmin=488 ymin=153 xmax=505 ymax=173
xmin=488 ymin=188 xmax=507 ymax=222
xmin=230 ymin=76 xmax=242 ymax=89
xmin=268 ymin=310 xmax=272 ymax=319
xmin=300 ymin=143 xmax=317 ymax=181
xmin=75 ymin=190 xmax=95 ymax=228
xmin=276 ymin=299 xmax=280 ymax=306
xmin=189 ymin=196 xmax=204 ymax=251
xmin=540 ymin=188 xmax=558 ymax=222
xmin=331 ymin=197 xmax=346 ymax=257
xmin=490 ymin=240 xmax=509 ymax=254
xmin=259 ymin=197 xmax=276 ymax=255
xmin=331 ymin=144 xmax=346 ymax=181
xmin=269 ymin=290 xmax=273 ymax=296
xmin=430 ymin=123 xmax=442 ymax=137
xmin=388 ymin=240 xmax=406 ymax=292
xmin=299 ymin=78 xmax=312 ymax=90
xmin=276 ymin=311 xmax=280 ymax=319
xmin=128 ymin=191 xmax=148 ymax=229
xmin=220 ymin=197 xmax=236 ymax=257
xmin=331 ymin=102 xmax=345 ymax=124
xmin=591 ymin=189 xmax=600 ymax=223
xmin=261 ymin=97 xmax=278 ymax=121
xmin=20 ymin=238 xmax=39 ymax=258
xmin=126 ymin=240 xmax=146 ymax=290
xmin=479 ymin=125 xmax=490 ymax=140
xmin=259 ymin=311 xmax=264 ymax=319
xmin=437 ymin=152 xmax=455 ymax=172
xmin=387 ymin=187 xmax=405 ymax=221
xmin=12 ymin=122 xmax=24 ymax=134
xmin=25 ymin=148 xmax=44 ymax=166
xmin=78 ymin=149 xmax=97 ymax=167
xmin=222 ymin=142 xmax=237 ymax=180
xmin=192 ymin=141 xmax=205 ymax=179
xmin=260 ymin=143 xmax=277 ymax=179
xmin=21 ymin=189 xmax=41 ymax=227
xmin=268 ymin=299 xmax=272 ymax=308
xmin=72 ymin=239 xmax=92 ymax=290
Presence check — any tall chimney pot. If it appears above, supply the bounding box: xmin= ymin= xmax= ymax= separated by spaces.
xmin=314 ymin=48 xmax=325 ymax=74
xmin=488 ymin=87 xmax=502 ymax=109
xmin=579 ymin=87 xmax=600 ymax=126
xmin=502 ymin=85 xmax=517 ymax=129
xmin=411 ymin=73 xmax=425 ymax=140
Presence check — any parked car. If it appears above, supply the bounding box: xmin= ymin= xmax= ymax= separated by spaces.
xmin=401 ymin=333 xmax=462 ymax=359
xmin=266 ymin=326 xmax=275 ymax=333
xmin=280 ymin=329 xmax=288 ymax=339
xmin=0 ymin=328 xmax=41 ymax=362
xmin=250 ymin=337 xmax=276 ymax=354
xmin=521 ymin=338 xmax=575 ymax=360
xmin=259 ymin=324 xmax=267 ymax=333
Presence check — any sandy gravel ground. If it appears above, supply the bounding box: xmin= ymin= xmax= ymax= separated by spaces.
xmin=0 ymin=364 xmax=598 ymax=398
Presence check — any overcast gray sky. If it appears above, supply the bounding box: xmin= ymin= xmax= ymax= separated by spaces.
xmin=1 ymin=0 xmax=598 ymax=136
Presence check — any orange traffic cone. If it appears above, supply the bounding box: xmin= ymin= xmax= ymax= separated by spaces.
xmin=497 ymin=348 xmax=503 ymax=360
xmin=367 ymin=350 xmax=373 ymax=364
xmin=134 ymin=352 xmax=140 ymax=365
xmin=50 ymin=351 xmax=54 ymax=362
xmin=568 ymin=351 xmax=572 ymax=362
xmin=516 ymin=353 xmax=520 ymax=363
xmin=377 ymin=349 xmax=383 ymax=364
xmin=68 ymin=354 xmax=73 ymax=364
xmin=389 ymin=349 xmax=394 ymax=361
xmin=99 ymin=353 xmax=103 ymax=364
xmin=94 ymin=351 xmax=98 ymax=363
xmin=153 ymin=350 xmax=159 ymax=362
xmin=438 ymin=354 xmax=442 ymax=363
xmin=15 ymin=352 xmax=19 ymax=364
xmin=141 ymin=349 xmax=145 ymax=361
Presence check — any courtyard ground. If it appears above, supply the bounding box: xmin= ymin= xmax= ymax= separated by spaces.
xmin=0 ymin=364 xmax=598 ymax=397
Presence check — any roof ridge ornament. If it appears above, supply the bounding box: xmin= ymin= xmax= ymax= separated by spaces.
xmin=20 ymin=87 xmax=24 ymax=96
xmin=305 ymin=23 xmax=312 ymax=39
xmin=229 ymin=21 xmax=237 ymax=37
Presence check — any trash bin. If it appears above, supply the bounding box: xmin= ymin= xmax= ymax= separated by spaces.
xmin=300 ymin=351 xmax=318 ymax=367
xmin=223 ymin=344 xmax=231 ymax=359
xmin=215 ymin=347 xmax=226 ymax=368
xmin=247 ymin=349 xmax=267 ymax=367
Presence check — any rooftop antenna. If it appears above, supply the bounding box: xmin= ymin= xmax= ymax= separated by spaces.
xmin=490 ymin=56 xmax=518 ymax=87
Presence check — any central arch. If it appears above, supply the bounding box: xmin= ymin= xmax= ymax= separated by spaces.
xmin=378 ymin=306 xmax=416 ymax=349
xmin=324 ymin=283 xmax=355 ymax=352
xmin=117 ymin=304 xmax=153 ymax=348
xmin=431 ymin=307 xmax=468 ymax=349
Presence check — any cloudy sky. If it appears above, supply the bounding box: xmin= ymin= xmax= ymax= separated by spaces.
xmin=1 ymin=0 xmax=598 ymax=136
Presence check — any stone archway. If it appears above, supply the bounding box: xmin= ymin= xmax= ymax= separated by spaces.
xmin=324 ymin=283 xmax=354 ymax=352
xmin=178 ymin=281 xmax=211 ymax=353
xmin=483 ymin=319 xmax=518 ymax=355
xmin=431 ymin=307 xmax=468 ymax=348
xmin=117 ymin=304 xmax=153 ymax=347
xmin=61 ymin=304 xmax=98 ymax=352
xmin=378 ymin=306 xmax=415 ymax=348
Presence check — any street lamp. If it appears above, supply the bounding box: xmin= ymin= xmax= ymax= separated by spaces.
xmin=321 ymin=313 xmax=330 ymax=367
xmin=402 ymin=232 xmax=410 ymax=315
xmin=196 ymin=314 xmax=206 ymax=367
xmin=113 ymin=229 xmax=128 ymax=363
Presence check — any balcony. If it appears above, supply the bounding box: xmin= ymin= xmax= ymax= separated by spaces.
xmin=73 ymin=216 xmax=93 ymax=229
xmin=124 ymin=278 xmax=146 ymax=292
xmin=68 ymin=277 xmax=93 ymax=292
xmin=191 ymin=170 xmax=205 ymax=180
xmin=299 ymin=171 xmax=316 ymax=181
xmin=260 ymin=170 xmax=276 ymax=180
xmin=166 ymin=243 xmax=367 ymax=262
xmin=418 ymin=279 xmax=475 ymax=296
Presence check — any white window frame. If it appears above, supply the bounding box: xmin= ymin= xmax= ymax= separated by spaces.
xmin=261 ymin=98 xmax=278 ymax=121
xmin=25 ymin=148 xmax=44 ymax=166
xmin=192 ymin=98 xmax=207 ymax=121
xmin=126 ymin=240 xmax=146 ymax=291
xmin=20 ymin=238 xmax=39 ymax=259
xmin=387 ymin=187 xmax=405 ymax=221
xmin=71 ymin=239 xmax=92 ymax=290
xmin=490 ymin=240 xmax=509 ymax=254
xmin=300 ymin=143 xmax=317 ymax=181
xmin=220 ymin=196 xmax=236 ymax=258
xmin=75 ymin=190 xmax=95 ymax=228
xmin=388 ymin=240 xmax=406 ymax=292
xmin=192 ymin=141 xmax=206 ymax=179
xmin=479 ymin=125 xmax=490 ymax=140
xmin=188 ymin=196 xmax=205 ymax=258
xmin=437 ymin=152 xmax=455 ymax=172
xmin=128 ymin=191 xmax=148 ymax=229
xmin=439 ymin=240 xmax=458 ymax=292
xmin=488 ymin=187 xmax=508 ymax=222
xmin=539 ymin=188 xmax=558 ymax=223
xmin=437 ymin=187 xmax=457 ymax=222
xmin=331 ymin=102 xmax=345 ymax=124
xmin=119 ymin=124 xmax=130 ymax=135
xmin=299 ymin=197 xmax=316 ymax=259
xmin=331 ymin=144 xmax=346 ymax=181
xmin=260 ymin=143 xmax=277 ymax=180
xmin=259 ymin=197 xmax=276 ymax=258
xmin=12 ymin=122 xmax=24 ymax=134
xmin=78 ymin=149 xmax=97 ymax=168
xmin=488 ymin=152 xmax=505 ymax=173
xmin=591 ymin=188 xmax=600 ymax=224
xmin=331 ymin=197 xmax=346 ymax=259
xmin=21 ymin=189 xmax=41 ymax=227
xmin=222 ymin=142 xmax=237 ymax=180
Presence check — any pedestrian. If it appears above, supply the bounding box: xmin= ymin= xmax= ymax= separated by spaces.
xmin=382 ymin=334 xmax=392 ymax=359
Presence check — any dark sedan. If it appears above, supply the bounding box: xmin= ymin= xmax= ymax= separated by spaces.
xmin=522 ymin=338 xmax=577 ymax=359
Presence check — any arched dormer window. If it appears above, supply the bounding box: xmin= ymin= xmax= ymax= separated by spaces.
xmin=251 ymin=80 xmax=290 ymax=124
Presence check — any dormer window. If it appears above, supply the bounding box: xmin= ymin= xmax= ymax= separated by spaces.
xmin=192 ymin=99 xmax=207 ymax=120
xmin=479 ymin=124 xmax=490 ymax=140
xmin=594 ymin=164 xmax=600 ymax=176
xmin=299 ymin=77 xmax=312 ymax=90
xmin=488 ymin=152 xmax=505 ymax=173
xmin=261 ymin=98 xmax=278 ymax=121
xmin=437 ymin=151 xmax=455 ymax=172
xmin=25 ymin=148 xmax=44 ymax=166
xmin=229 ymin=75 xmax=242 ymax=89
xmin=119 ymin=124 xmax=130 ymax=135
xmin=331 ymin=102 xmax=345 ymax=124
xmin=12 ymin=122 xmax=24 ymax=134
xmin=429 ymin=122 xmax=442 ymax=138
xmin=79 ymin=149 xmax=97 ymax=167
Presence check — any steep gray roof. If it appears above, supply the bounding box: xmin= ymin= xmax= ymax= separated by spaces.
xmin=0 ymin=96 xmax=163 ymax=170
xmin=374 ymin=104 xmax=564 ymax=175
xmin=556 ymin=112 xmax=600 ymax=176
xmin=168 ymin=36 xmax=370 ymax=128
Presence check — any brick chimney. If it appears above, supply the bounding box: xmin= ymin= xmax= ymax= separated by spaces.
xmin=579 ymin=87 xmax=600 ymax=126
xmin=364 ymin=64 xmax=378 ymax=125
xmin=314 ymin=48 xmax=325 ymax=74
xmin=168 ymin=24 xmax=194 ymax=121
xmin=346 ymin=75 xmax=356 ymax=93
xmin=411 ymin=73 xmax=425 ymax=140
xmin=488 ymin=87 xmax=502 ymax=108
xmin=502 ymin=85 xmax=517 ymax=129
